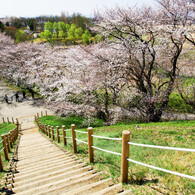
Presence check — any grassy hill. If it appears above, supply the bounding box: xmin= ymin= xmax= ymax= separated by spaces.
xmin=38 ymin=115 xmax=195 ymax=194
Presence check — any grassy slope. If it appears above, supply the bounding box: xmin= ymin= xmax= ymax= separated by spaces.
xmin=0 ymin=123 xmax=16 ymax=180
xmin=39 ymin=116 xmax=195 ymax=194
xmin=0 ymin=122 xmax=16 ymax=147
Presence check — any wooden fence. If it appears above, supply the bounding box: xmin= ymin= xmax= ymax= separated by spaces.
xmin=35 ymin=114 xmax=130 ymax=183
xmin=35 ymin=113 xmax=195 ymax=183
xmin=0 ymin=117 xmax=20 ymax=172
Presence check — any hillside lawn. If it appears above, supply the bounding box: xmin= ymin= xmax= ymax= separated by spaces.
xmin=0 ymin=122 xmax=16 ymax=180
xmin=38 ymin=115 xmax=195 ymax=194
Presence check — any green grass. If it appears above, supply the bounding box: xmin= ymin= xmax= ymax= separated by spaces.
xmin=0 ymin=122 xmax=16 ymax=145
xmin=0 ymin=122 xmax=17 ymax=180
xmin=167 ymin=92 xmax=194 ymax=113
xmin=167 ymin=76 xmax=195 ymax=113
xmin=39 ymin=115 xmax=104 ymax=128
xmin=38 ymin=115 xmax=195 ymax=194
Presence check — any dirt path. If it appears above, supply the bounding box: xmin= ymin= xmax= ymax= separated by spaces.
xmin=0 ymin=81 xmax=53 ymax=123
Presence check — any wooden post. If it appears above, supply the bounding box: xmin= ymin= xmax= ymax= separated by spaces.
xmin=47 ymin=125 xmax=50 ymax=137
xmin=10 ymin=130 xmax=13 ymax=145
xmin=15 ymin=126 xmax=18 ymax=141
xmin=7 ymin=117 xmax=10 ymax=123
xmin=56 ymin=126 xmax=60 ymax=143
xmin=45 ymin=111 xmax=48 ymax=116
xmin=15 ymin=128 xmax=17 ymax=141
xmin=42 ymin=124 xmax=45 ymax=134
xmin=1 ymin=135 xmax=9 ymax=160
xmin=2 ymin=117 xmax=5 ymax=123
xmin=40 ymin=123 xmax=43 ymax=132
xmin=16 ymin=118 xmax=19 ymax=131
xmin=121 ymin=130 xmax=130 ymax=183
xmin=13 ymin=129 xmax=16 ymax=142
xmin=43 ymin=124 xmax=45 ymax=135
xmin=8 ymin=133 xmax=13 ymax=148
xmin=12 ymin=117 xmax=15 ymax=124
xmin=41 ymin=111 xmax=43 ymax=117
xmin=51 ymin=126 xmax=55 ymax=140
xmin=87 ymin=127 xmax=94 ymax=163
xmin=37 ymin=113 xmax=39 ymax=118
xmin=12 ymin=129 xmax=15 ymax=142
xmin=71 ymin=124 xmax=77 ymax=153
xmin=45 ymin=125 xmax=48 ymax=136
xmin=0 ymin=153 xmax=3 ymax=171
xmin=62 ymin=126 xmax=66 ymax=146
xmin=40 ymin=123 xmax=42 ymax=132
xmin=49 ymin=125 xmax=51 ymax=138
xmin=5 ymin=134 xmax=11 ymax=153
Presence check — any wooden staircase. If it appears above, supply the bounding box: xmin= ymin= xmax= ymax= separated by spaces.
xmin=8 ymin=121 xmax=131 ymax=194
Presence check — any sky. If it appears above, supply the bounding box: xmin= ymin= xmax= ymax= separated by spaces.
xmin=0 ymin=0 xmax=157 ymax=18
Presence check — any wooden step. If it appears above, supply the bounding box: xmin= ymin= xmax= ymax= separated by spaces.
xmin=13 ymin=165 xmax=91 ymax=187
xmin=16 ymin=154 xmax=73 ymax=169
xmin=15 ymin=171 xmax=100 ymax=195
xmin=14 ymin=161 xmax=85 ymax=181
xmin=16 ymin=155 xmax=75 ymax=171
xmin=92 ymin=183 xmax=123 ymax=195
xmin=13 ymin=166 xmax=93 ymax=192
xmin=16 ymin=153 xmax=66 ymax=167
xmin=66 ymin=178 xmax=113 ymax=195
xmin=16 ymin=158 xmax=76 ymax=175
xmin=18 ymin=149 xmax=64 ymax=160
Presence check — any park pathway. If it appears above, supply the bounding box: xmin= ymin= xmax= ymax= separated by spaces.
xmin=0 ymin=80 xmax=53 ymax=123
xmin=11 ymin=119 xmax=130 ymax=195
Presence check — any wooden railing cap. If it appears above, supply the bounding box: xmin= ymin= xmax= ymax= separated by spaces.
xmin=122 ymin=130 xmax=130 ymax=135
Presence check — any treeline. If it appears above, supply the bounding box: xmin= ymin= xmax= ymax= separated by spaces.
xmin=1 ymin=13 xmax=92 ymax=31
xmin=0 ymin=13 xmax=93 ymax=44
xmin=40 ymin=22 xmax=92 ymax=44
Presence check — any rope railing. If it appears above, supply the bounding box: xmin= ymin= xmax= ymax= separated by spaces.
xmin=35 ymin=113 xmax=195 ymax=184
xmin=0 ymin=147 xmax=5 ymax=153
xmin=127 ymin=158 xmax=195 ymax=180
xmin=128 ymin=142 xmax=195 ymax=152
xmin=92 ymin=146 xmax=122 ymax=156
xmin=92 ymin=135 xmax=122 ymax=141
xmin=74 ymin=130 xmax=88 ymax=134
xmin=75 ymin=138 xmax=88 ymax=145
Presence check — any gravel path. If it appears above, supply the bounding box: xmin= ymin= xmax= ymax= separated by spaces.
xmin=0 ymin=81 xmax=53 ymax=123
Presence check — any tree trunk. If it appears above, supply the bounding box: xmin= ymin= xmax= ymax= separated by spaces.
xmin=104 ymin=89 xmax=110 ymax=122
xmin=146 ymin=103 xmax=162 ymax=122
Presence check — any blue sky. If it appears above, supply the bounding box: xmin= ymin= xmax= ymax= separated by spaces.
xmin=0 ymin=0 xmax=157 ymax=18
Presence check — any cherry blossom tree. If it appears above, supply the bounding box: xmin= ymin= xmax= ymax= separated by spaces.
xmin=0 ymin=0 xmax=194 ymax=122
xmin=91 ymin=0 xmax=194 ymax=122
xmin=0 ymin=33 xmax=49 ymax=95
